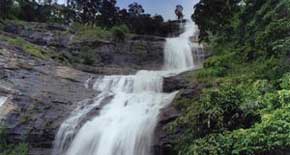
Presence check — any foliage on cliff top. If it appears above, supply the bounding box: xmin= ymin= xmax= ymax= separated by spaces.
xmin=71 ymin=23 xmax=130 ymax=42
xmin=170 ymin=0 xmax=290 ymax=154
xmin=0 ymin=0 xmax=178 ymax=37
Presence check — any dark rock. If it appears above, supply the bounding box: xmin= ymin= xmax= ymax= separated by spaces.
xmin=3 ymin=24 xmax=24 ymax=34
xmin=159 ymin=106 xmax=180 ymax=124
xmin=154 ymin=70 xmax=205 ymax=155
xmin=130 ymin=34 xmax=166 ymax=42
xmin=73 ymin=64 xmax=136 ymax=75
xmin=46 ymin=24 xmax=68 ymax=31
xmin=154 ymin=104 xmax=180 ymax=155
xmin=69 ymin=35 xmax=165 ymax=70
xmin=163 ymin=75 xmax=189 ymax=92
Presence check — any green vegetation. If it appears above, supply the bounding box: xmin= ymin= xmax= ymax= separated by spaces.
xmin=0 ymin=0 xmax=179 ymax=37
xmin=0 ymin=34 xmax=49 ymax=59
xmin=169 ymin=0 xmax=290 ymax=154
xmin=71 ymin=23 xmax=112 ymax=42
xmin=79 ymin=46 xmax=97 ymax=65
xmin=71 ymin=23 xmax=129 ymax=42
xmin=0 ymin=33 xmax=69 ymax=63
xmin=0 ymin=126 xmax=28 ymax=155
xmin=111 ymin=25 xmax=129 ymax=42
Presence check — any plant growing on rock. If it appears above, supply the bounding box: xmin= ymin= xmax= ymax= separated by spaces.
xmin=0 ymin=126 xmax=28 ymax=155
xmin=111 ymin=25 xmax=129 ymax=42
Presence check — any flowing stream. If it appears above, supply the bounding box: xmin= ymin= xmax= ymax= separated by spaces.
xmin=53 ymin=20 xmax=203 ymax=155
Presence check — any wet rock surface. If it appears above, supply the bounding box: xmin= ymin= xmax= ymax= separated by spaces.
xmin=163 ymin=74 xmax=190 ymax=93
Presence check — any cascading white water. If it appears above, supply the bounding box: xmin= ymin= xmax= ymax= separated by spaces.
xmin=53 ymin=20 xmax=203 ymax=155
xmin=0 ymin=96 xmax=7 ymax=108
xmin=0 ymin=96 xmax=8 ymax=122
xmin=164 ymin=22 xmax=195 ymax=71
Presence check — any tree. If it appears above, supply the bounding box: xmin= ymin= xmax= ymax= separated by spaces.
xmin=192 ymin=0 xmax=242 ymax=41
xmin=118 ymin=8 xmax=129 ymax=24
xmin=0 ymin=0 xmax=13 ymax=19
xmin=128 ymin=2 xmax=144 ymax=16
xmin=99 ymin=0 xmax=119 ymax=27
xmin=18 ymin=0 xmax=41 ymax=21
xmin=153 ymin=15 xmax=164 ymax=23
xmin=175 ymin=5 xmax=184 ymax=20
xmin=68 ymin=0 xmax=102 ymax=24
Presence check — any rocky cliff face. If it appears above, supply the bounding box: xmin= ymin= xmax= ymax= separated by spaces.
xmin=0 ymin=45 xmax=95 ymax=155
xmin=2 ymin=21 xmax=165 ymax=73
xmin=154 ymin=70 xmax=206 ymax=155
xmin=0 ymin=21 xmax=166 ymax=155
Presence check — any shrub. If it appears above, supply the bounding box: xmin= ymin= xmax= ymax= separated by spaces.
xmin=71 ymin=23 xmax=111 ymax=42
xmin=80 ymin=46 xmax=96 ymax=65
xmin=198 ymin=83 xmax=259 ymax=132
xmin=181 ymin=108 xmax=290 ymax=155
xmin=0 ymin=126 xmax=28 ymax=155
xmin=0 ymin=34 xmax=48 ymax=59
xmin=280 ymin=72 xmax=290 ymax=89
xmin=111 ymin=25 xmax=129 ymax=42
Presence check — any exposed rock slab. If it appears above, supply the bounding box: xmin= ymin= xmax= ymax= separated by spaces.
xmin=0 ymin=40 xmax=97 ymax=155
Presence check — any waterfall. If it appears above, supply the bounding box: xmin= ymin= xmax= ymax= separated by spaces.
xmin=0 ymin=96 xmax=7 ymax=108
xmin=52 ymin=20 xmax=203 ymax=155
xmin=0 ymin=96 xmax=8 ymax=122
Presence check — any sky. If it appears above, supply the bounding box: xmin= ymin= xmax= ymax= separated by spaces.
xmin=117 ymin=0 xmax=200 ymax=20
xmin=58 ymin=0 xmax=200 ymax=21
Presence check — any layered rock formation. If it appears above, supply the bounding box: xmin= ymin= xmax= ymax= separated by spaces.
xmin=0 ymin=21 xmax=166 ymax=155
xmin=2 ymin=21 xmax=165 ymax=72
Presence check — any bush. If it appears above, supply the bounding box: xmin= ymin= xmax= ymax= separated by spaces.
xmin=0 ymin=34 xmax=48 ymax=59
xmin=280 ymin=72 xmax=290 ymax=89
xmin=198 ymin=83 xmax=259 ymax=132
xmin=111 ymin=25 xmax=129 ymax=42
xmin=71 ymin=23 xmax=129 ymax=42
xmin=181 ymin=108 xmax=290 ymax=155
xmin=171 ymin=81 xmax=261 ymax=144
xmin=80 ymin=46 xmax=96 ymax=65
xmin=71 ymin=23 xmax=111 ymax=42
xmin=0 ymin=126 xmax=28 ymax=155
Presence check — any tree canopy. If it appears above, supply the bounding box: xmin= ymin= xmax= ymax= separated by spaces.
xmin=175 ymin=5 xmax=184 ymax=20
xmin=192 ymin=0 xmax=242 ymax=41
xmin=0 ymin=0 xmax=179 ymax=36
xmin=171 ymin=0 xmax=290 ymax=154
